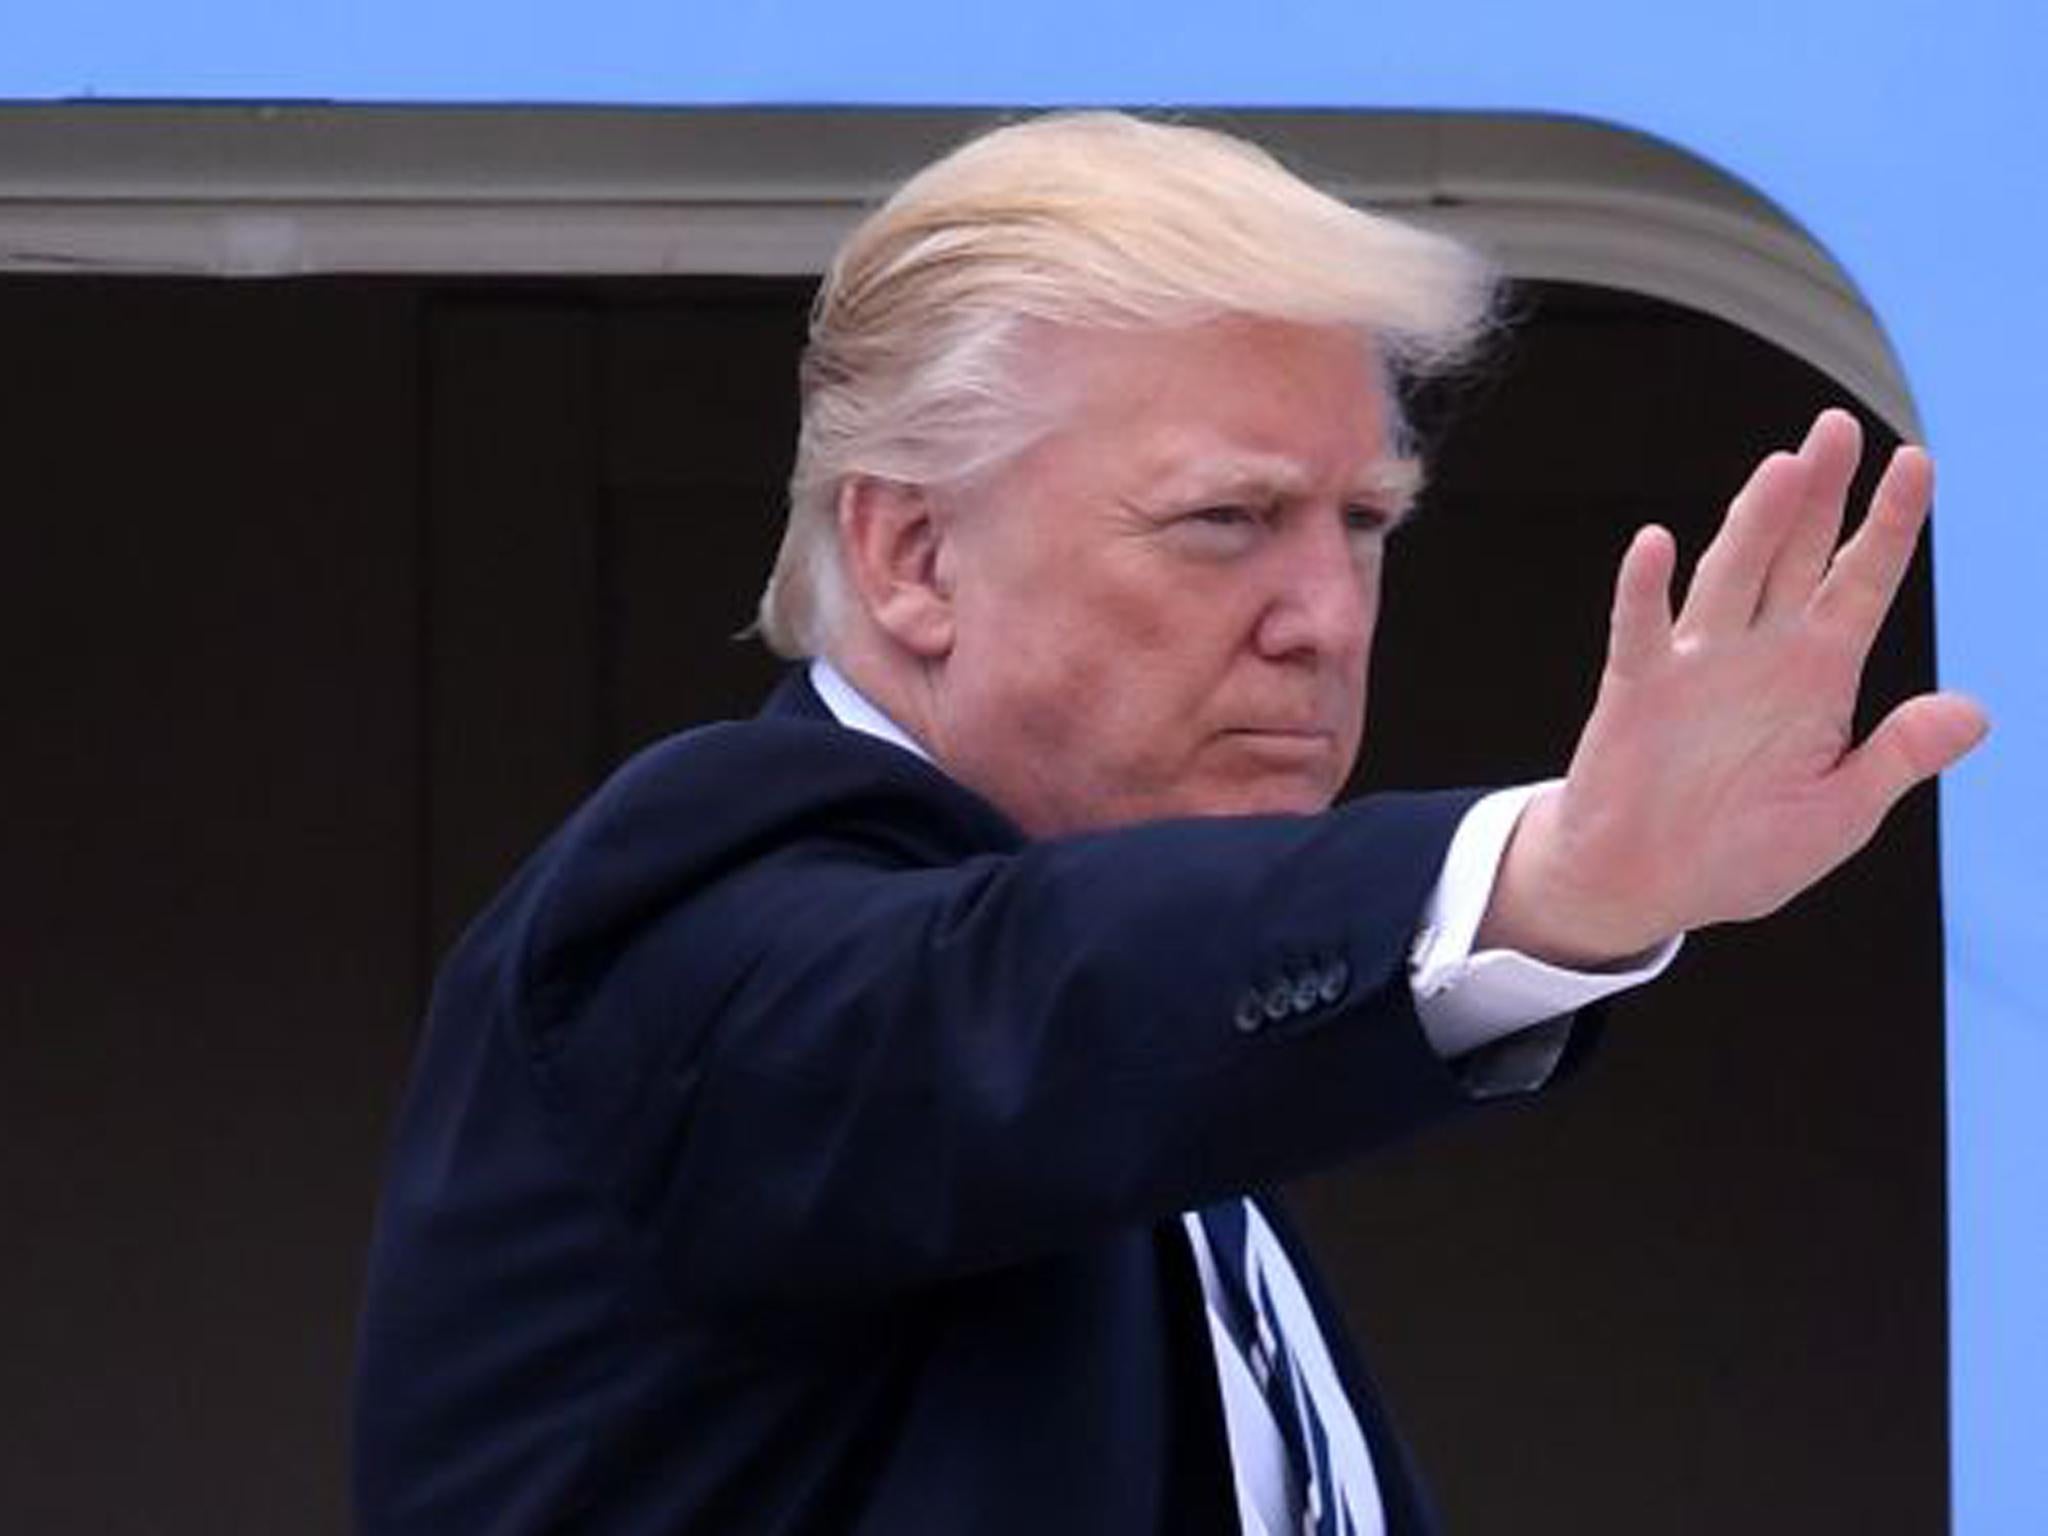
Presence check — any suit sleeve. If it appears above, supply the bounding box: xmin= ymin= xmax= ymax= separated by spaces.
xmin=504 ymin=740 xmax=1486 ymax=1314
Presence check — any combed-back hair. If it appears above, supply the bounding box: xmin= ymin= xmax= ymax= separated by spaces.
xmin=757 ymin=111 xmax=1498 ymax=657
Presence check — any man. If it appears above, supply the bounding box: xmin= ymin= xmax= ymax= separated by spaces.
xmin=352 ymin=113 xmax=1985 ymax=1534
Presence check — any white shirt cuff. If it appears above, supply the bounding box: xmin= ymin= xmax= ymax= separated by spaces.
xmin=1410 ymin=783 xmax=1681 ymax=1084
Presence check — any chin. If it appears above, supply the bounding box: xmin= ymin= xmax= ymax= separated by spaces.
xmin=1168 ymin=774 xmax=1339 ymax=821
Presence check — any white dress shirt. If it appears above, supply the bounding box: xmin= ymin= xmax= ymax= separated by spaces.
xmin=807 ymin=657 xmax=1678 ymax=1535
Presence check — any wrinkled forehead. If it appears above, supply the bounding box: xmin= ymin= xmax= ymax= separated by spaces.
xmin=1011 ymin=311 xmax=1392 ymax=397
xmin=1136 ymin=443 xmax=1424 ymax=514
xmin=1004 ymin=315 xmax=1415 ymax=504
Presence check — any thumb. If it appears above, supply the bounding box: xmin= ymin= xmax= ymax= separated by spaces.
xmin=1835 ymin=692 xmax=1990 ymax=831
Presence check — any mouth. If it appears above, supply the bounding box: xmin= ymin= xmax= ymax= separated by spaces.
xmin=1222 ymin=725 xmax=1336 ymax=741
xmin=1218 ymin=727 xmax=1339 ymax=759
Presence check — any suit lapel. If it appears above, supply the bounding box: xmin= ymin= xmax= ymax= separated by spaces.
xmin=1152 ymin=1219 xmax=1249 ymax=1536
xmin=1254 ymin=1195 xmax=1440 ymax=1536
xmin=760 ymin=665 xmax=833 ymax=722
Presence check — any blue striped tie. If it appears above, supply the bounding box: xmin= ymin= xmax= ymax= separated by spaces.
xmin=1199 ymin=1199 xmax=1347 ymax=1536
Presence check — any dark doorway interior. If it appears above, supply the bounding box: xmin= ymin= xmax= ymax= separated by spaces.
xmin=2 ymin=274 xmax=1945 ymax=1534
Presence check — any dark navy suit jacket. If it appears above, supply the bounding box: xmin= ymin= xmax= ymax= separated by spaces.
xmin=352 ymin=672 xmax=1497 ymax=1534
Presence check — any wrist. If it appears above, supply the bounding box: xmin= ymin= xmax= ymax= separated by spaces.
xmin=1476 ymin=786 xmax=1671 ymax=968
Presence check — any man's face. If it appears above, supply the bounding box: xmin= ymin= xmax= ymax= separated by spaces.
xmin=924 ymin=316 xmax=1408 ymax=837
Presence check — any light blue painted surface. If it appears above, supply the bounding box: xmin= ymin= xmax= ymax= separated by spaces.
xmin=4 ymin=2 xmax=2040 ymax=1529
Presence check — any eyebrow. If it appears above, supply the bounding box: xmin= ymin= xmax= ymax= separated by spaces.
xmin=1361 ymin=457 xmax=1426 ymax=519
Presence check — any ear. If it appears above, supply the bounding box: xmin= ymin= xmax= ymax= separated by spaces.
xmin=837 ymin=475 xmax=956 ymax=659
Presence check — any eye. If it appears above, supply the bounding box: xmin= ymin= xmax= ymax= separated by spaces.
xmin=1343 ymin=503 xmax=1394 ymax=537
xmin=1163 ymin=503 xmax=1267 ymax=559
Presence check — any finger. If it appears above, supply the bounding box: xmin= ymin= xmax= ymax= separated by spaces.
xmin=1811 ymin=444 xmax=1935 ymax=651
xmin=1757 ymin=410 xmax=1861 ymax=621
xmin=1606 ymin=523 xmax=1676 ymax=678
xmin=1831 ymin=691 xmax=1990 ymax=842
xmin=1677 ymin=449 xmax=1808 ymax=638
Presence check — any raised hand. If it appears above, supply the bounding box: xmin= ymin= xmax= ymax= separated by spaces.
xmin=1480 ymin=409 xmax=1989 ymax=967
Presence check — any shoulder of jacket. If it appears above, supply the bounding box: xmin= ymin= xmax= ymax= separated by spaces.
xmin=461 ymin=716 xmax=1014 ymax=1025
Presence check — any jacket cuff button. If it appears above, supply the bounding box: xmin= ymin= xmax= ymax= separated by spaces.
xmin=1318 ymin=958 xmax=1351 ymax=1005
xmin=1233 ymin=990 xmax=1266 ymax=1033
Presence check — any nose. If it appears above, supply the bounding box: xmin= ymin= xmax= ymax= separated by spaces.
xmin=1252 ymin=512 xmax=1377 ymax=666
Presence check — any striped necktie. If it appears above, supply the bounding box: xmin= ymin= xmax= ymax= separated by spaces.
xmin=1199 ymin=1198 xmax=1350 ymax=1536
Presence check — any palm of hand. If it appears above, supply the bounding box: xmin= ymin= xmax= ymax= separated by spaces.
xmin=1491 ymin=410 xmax=1987 ymax=965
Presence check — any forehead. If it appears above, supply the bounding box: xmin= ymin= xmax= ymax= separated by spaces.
xmin=1012 ymin=315 xmax=1400 ymax=492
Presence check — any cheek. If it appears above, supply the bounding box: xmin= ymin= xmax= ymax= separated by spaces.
xmin=1102 ymin=583 xmax=1252 ymax=721
xmin=1338 ymin=556 xmax=1386 ymax=689
xmin=1357 ymin=546 xmax=1387 ymax=624
xmin=1014 ymin=612 xmax=1216 ymax=787
xmin=1035 ymin=554 xmax=1203 ymax=703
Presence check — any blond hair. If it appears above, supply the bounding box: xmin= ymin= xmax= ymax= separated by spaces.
xmin=757 ymin=111 xmax=1497 ymax=657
